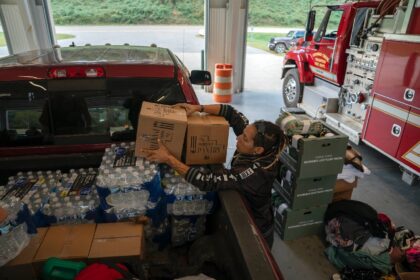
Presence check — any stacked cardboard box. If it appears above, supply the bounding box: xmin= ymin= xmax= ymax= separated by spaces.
xmin=0 ymin=222 xmax=144 ymax=280
xmin=274 ymin=122 xmax=348 ymax=240
xmin=332 ymin=178 xmax=358 ymax=202
xmin=135 ymin=102 xmax=229 ymax=165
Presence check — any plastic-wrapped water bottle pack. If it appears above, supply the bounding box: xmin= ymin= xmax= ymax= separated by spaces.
xmin=96 ymin=142 xmax=160 ymax=218
xmin=41 ymin=168 xmax=99 ymax=223
xmin=1 ymin=168 xmax=99 ymax=224
xmin=0 ymin=203 xmax=30 ymax=266
xmin=162 ymin=170 xmax=214 ymax=216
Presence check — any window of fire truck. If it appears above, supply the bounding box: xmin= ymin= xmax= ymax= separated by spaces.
xmin=314 ymin=8 xmax=343 ymax=42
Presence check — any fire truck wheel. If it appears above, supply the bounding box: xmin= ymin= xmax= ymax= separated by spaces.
xmin=282 ymin=68 xmax=303 ymax=107
xmin=275 ymin=43 xmax=286 ymax=53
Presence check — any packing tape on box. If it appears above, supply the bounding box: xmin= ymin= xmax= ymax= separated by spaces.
xmin=292 ymin=134 xmax=303 ymax=148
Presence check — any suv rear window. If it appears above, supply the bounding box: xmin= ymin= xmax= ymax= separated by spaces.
xmin=0 ymin=77 xmax=186 ymax=147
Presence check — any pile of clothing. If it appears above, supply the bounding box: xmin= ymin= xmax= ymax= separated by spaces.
xmin=324 ymin=200 xmax=419 ymax=279
xmin=325 ymin=200 xmax=392 ymax=276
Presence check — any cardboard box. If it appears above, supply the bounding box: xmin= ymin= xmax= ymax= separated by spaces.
xmin=135 ymin=101 xmax=187 ymax=160
xmin=185 ymin=114 xmax=229 ymax=164
xmin=332 ymin=179 xmax=358 ymax=202
xmin=88 ymin=222 xmax=145 ymax=263
xmin=395 ymin=262 xmax=420 ymax=280
xmin=0 ymin=228 xmax=48 ymax=280
xmin=33 ymin=224 xmax=96 ymax=273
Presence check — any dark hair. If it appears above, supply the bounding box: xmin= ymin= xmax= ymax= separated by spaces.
xmin=253 ymin=120 xmax=285 ymax=154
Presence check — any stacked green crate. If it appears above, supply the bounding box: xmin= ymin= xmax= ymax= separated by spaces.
xmin=273 ymin=122 xmax=348 ymax=240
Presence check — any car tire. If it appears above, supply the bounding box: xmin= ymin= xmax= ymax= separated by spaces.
xmin=282 ymin=68 xmax=303 ymax=107
xmin=275 ymin=43 xmax=286 ymax=53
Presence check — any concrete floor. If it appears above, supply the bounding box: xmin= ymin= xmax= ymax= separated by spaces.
xmin=194 ymin=50 xmax=420 ymax=280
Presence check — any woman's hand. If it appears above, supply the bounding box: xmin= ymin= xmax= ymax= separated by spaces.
xmin=145 ymin=139 xmax=191 ymax=175
xmin=145 ymin=139 xmax=173 ymax=164
xmin=173 ymin=103 xmax=200 ymax=116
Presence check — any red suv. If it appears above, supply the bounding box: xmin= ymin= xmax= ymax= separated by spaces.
xmin=0 ymin=45 xmax=211 ymax=181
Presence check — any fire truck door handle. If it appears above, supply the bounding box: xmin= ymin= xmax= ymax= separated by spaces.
xmin=391 ymin=124 xmax=402 ymax=137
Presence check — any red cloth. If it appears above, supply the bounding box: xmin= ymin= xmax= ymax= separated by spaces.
xmin=75 ymin=263 xmax=128 ymax=280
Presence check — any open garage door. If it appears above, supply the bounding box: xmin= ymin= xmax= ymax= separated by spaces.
xmin=0 ymin=0 xmax=56 ymax=54
xmin=205 ymin=0 xmax=248 ymax=94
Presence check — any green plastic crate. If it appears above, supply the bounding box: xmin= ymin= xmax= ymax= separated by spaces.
xmin=273 ymin=200 xmax=327 ymax=240
xmin=274 ymin=166 xmax=337 ymax=209
xmin=280 ymin=123 xmax=348 ymax=179
xmin=42 ymin=257 xmax=86 ymax=280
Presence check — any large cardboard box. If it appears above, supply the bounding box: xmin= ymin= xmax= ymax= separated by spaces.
xmin=185 ymin=114 xmax=229 ymax=165
xmin=0 ymin=228 xmax=48 ymax=280
xmin=135 ymin=101 xmax=187 ymax=160
xmin=33 ymin=224 xmax=96 ymax=273
xmin=332 ymin=179 xmax=358 ymax=202
xmin=88 ymin=222 xmax=145 ymax=263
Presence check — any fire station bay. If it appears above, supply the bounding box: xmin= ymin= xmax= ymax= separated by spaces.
xmin=0 ymin=1 xmax=419 ymax=280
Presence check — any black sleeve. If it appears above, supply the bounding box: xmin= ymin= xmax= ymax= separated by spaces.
xmin=185 ymin=163 xmax=263 ymax=194
xmin=219 ymin=105 xmax=249 ymax=136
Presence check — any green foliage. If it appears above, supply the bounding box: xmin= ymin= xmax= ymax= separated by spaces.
xmin=50 ymin=0 xmax=340 ymax=26
xmin=51 ymin=0 xmax=203 ymax=25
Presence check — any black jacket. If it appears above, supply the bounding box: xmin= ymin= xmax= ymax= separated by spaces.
xmin=185 ymin=105 xmax=279 ymax=237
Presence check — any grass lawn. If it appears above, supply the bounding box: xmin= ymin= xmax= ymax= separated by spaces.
xmin=0 ymin=32 xmax=75 ymax=47
xmin=247 ymin=32 xmax=286 ymax=54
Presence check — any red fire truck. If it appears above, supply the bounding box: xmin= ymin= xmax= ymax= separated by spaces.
xmin=281 ymin=0 xmax=420 ymax=184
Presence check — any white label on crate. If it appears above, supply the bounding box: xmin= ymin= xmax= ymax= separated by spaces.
xmin=296 ymin=189 xmax=333 ymax=197
xmin=304 ymin=156 xmax=343 ymax=164
xmin=287 ymin=221 xmax=323 ymax=229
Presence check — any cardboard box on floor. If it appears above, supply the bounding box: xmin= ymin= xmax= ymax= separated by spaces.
xmin=332 ymin=178 xmax=358 ymax=202
xmin=185 ymin=113 xmax=229 ymax=165
xmin=0 ymin=228 xmax=48 ymax=280
xmin=135 ymin=101 xmax=187 ymax=160
xmin=395 ymin=262 xmax=420 ymax=280
xmin=33 ymin=224 xmax=96 ymax=275
xmin=88 ymin=222 xmax=145 ymax=263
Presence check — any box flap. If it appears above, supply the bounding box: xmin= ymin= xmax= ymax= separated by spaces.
xmin=94 ymin=222 xmax=143 ymax=239
xmin=88 ymin=237 xmax=141 ymax=258
xmin=188 ymin=113 xmax=228 ymax=126
xmin=140 ymin=101 xmax=187 ymax=122
xmin=6 ymin=227 xmax=48 ymax=266
xmin=34 ymin=224 xmax=96 ymax=261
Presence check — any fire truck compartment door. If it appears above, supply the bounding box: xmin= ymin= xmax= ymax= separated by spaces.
xmin=373 ymin=38 xmax=420 ymax=108
xmin=397 ymin=107 xmax=420 ymax=174
xmin=364 ymin=96 xmax=410 ymax=157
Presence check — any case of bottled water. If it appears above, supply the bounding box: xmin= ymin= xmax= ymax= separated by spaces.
xmin=0 ymin=203 xmax=30 ymax=266
xmin=96 ymin=142 xmax=161 ymax=219
xmin=1 ymin=168 xmax=100 ymax=225
xmin=161 ymin=168 xmax=216 ymax=216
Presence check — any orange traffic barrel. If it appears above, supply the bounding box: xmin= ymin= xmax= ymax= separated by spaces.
xmin=213 ymin=63 xmax=233 ymax=103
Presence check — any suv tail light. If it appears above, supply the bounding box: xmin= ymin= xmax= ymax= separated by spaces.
xmin=48 ymin=66 xmax=105 ymax=79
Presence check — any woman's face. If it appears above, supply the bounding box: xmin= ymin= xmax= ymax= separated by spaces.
xmin=236 ymin=124 xmax=258 ymax=154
